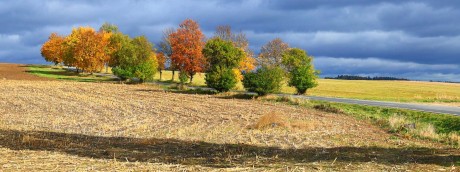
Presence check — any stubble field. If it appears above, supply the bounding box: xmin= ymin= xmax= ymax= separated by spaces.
xmin=0 ymin=79 xmax=459 ymax=171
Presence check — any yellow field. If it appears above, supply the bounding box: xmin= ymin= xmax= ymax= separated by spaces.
xmin=155 ymin=70 xmax=460 ymax=104
xmin=306 ymin=80 xmax=460 ymax=103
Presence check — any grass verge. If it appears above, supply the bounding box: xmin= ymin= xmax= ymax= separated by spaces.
xmin=258 ymin=95 xmax=460 ymax=147
xmin=26 ymin=65 xmax=117 ymax=82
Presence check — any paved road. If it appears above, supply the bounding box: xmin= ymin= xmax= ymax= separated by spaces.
xmin=282 ymin=94 xmax=460 ymax=116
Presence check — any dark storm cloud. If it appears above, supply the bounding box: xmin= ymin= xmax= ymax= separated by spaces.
xmin=314 ymin=57 xmax=460 ymax=82
xmin=265 ymin=0 xmax=460 ymax=12
xmin=0 ymin=0 xmax=459 ymax=81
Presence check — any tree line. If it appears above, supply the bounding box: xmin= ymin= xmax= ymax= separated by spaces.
xmin=41 ymin=19 xmax=319 ymax=95
xmin=325 ymin=75 xmax=409 ymax=81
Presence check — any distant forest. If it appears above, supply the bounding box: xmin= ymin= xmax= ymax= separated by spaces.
xmin=325 ymin=75 xmax=409 ymax=81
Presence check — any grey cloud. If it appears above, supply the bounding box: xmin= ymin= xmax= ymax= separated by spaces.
xmin=315 ymin=57 xmax=460 ymax=81
xmin=0 ymin=0 xmax=459 ymax=81
xmin=269 ymin=30 xmax=460 ymax=64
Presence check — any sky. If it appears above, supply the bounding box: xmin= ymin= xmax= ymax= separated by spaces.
xmin=0 ymin=0 xmax=459 ymax=81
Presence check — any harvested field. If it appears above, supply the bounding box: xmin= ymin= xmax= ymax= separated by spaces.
xmin=0 ymin=80 xmax=459 ymax=171
xmin=0 ymin=63 xmax=51 ymax=81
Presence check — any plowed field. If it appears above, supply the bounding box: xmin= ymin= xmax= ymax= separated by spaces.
xmin=0 ymin=63 xmax=51 ymax=81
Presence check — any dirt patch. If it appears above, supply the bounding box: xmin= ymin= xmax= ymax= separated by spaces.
xmin=0 ymin=63 xmax=51 ymax=81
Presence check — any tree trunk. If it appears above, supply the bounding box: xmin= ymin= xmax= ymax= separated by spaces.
xmin=171 ymin=70 xmax=175 ymax=81
xmin=159 ymin=70 xmax=163 ymax=81
xmin=190 ymin=74 xmax=194 ymax=83
xmin=105 ymin=63 xmax=108 ymax=73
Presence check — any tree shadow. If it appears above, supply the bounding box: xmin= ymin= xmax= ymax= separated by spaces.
xmin=0 ymin=129 xmax=458 ymax=168
xmin=216 ymin=93 xmax=257 ymax=100
xmin=25 ymin=69 xmax=78 ymax=77
xmin=169 ymin=89 xmax=218 ymax=95
xmin=24 ymin=68 xmax=118 ymax=82
xmin=21 ymin=64 xmax=50 ymax=68
xmin=135 ymin=89 xmax=167 ymax=93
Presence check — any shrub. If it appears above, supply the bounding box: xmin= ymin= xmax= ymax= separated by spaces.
xmin=179 ymin=71 xmax=189 ymax=85
xmin=313 ymin=104 xmax=343 ymax=114
xmin=113 ymin=57 xmax=157 ymax=82
xmin=205 ymin=67 xmax=237 ymax=92
xmin=242 ymin=67 xmax=284 ymax=96
xmin=112 ymin=66 xmax=131 ymax=80
xmin=134 ymin=58 xmax=157 ymax=82
xmin=289 ymin=65 xmax=318 ymax=94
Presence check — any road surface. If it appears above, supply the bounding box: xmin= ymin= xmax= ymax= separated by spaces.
xmin=284 ymin=94 xmax=460 ymax=116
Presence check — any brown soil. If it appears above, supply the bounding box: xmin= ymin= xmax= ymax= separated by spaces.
xmin=0 ymin=63 xmax=51 ymax=81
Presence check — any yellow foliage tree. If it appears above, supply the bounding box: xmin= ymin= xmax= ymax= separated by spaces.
xmin=239 ymin=54 xmax=256 ymax=72
xmin=64 ymin=27 xmax=111 ymax=73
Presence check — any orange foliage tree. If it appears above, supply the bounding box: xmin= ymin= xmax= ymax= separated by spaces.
xmin=169 ymin=19 xmax=206 ymax=82
xmin=64 ymin=27 xmax=111 ymax=73
xmin=41 ymin=33 xmax=65 ymax=65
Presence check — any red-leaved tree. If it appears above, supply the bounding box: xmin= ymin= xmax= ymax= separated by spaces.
xmin=169 ymin=19 xmax=205 ymax=82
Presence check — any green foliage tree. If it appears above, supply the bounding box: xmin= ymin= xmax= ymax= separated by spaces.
xmin=289 ymin=65 xmax=319 ymax=94
xmin=203 ymin=38 xmax=244 ymax=69
xmin=107 ymin=33 xmax=131 ymax=67
xmin=133 ymin=58 xmax=158 ymax=82
xmin=281 ymin=48 xmax=319 ymax=94
xmin=178 ymin=70 xmax=189 ymax=90
xmin=281 ymin=48 xmax=311 ymax=72
xmin=111 ymin=35 xmax=158 ymax=83
xmin=205 ymin=66 xmax=237 ymax=92
xmin=99 ymin=22 xmax=119 ymax=33
xmin=242 ymin=66 xmax=284 ymax=96
xmin=203 ymin=38 xmax=244 ymax=92
xmin=99 ymin=22 xmax=119 ymax=72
